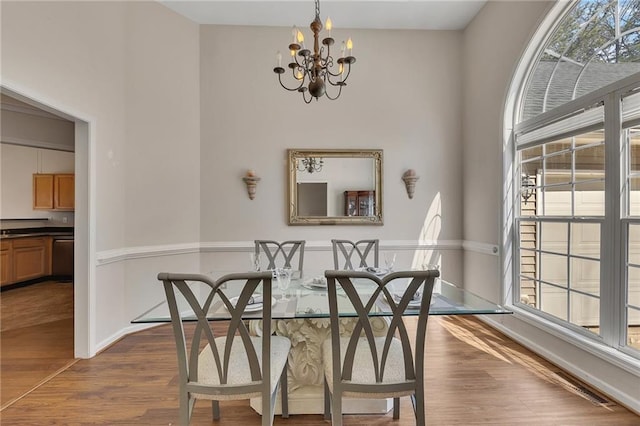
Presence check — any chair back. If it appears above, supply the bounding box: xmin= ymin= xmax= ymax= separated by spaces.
xmin=324 ymin=269 xmax=437 ymax=395
xmin=255 ymin=240 xmax=305 ymax=273
xmin=331 ymin=239 xmax=379 ymax=269
xmin=157 ymin=271 xmax=275 ymax=400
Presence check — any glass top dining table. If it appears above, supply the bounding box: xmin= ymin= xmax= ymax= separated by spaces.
xmin=131 ymin=270 xmax=512 ymax=323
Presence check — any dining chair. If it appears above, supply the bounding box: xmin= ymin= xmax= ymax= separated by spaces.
xmin=322 ymin=269 xmax=438 ymax=426
xmin=157 ymin=271 xmax=291 ymax=426
xmin=331 ymin=239 xmax=379 ymax=270
xmin=254 ymin=240 xmax=305 ymax=274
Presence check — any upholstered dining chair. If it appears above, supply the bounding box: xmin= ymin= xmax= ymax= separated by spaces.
xmin=322 ymin=269 xmax=438 ymax=426
xmin=331 ymin=239 xmax=379 ymax=270
xmin=157 ymin=271 xmax=291 ymax=426
xmin=254 ymin=240 xmax=305 ymax=275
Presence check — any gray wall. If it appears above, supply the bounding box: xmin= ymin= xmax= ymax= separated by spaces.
xmin=199 ymin=25 xmax=463 ymax=245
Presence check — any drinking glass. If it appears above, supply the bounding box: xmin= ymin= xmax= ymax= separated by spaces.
xmin=384 ymin=252 xmax=396 ymax=271
xmin=275 ymin=267 xmax=292 ymax=301
xmin=249 ymin=252 xmax=261 ymax=271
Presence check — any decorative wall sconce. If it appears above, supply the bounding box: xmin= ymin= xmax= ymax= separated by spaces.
xmin=402 ymin=169 xmax=419 ymax=199
xmin=242 ymin=170 xmax=261 ymax=200
xmin=521 ymin=173 xmax=536 ymax=205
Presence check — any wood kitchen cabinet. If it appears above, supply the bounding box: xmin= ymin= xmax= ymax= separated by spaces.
xmin=1 ymin=237 xmax=52 ymax=286
xmin=33 ymin=173 xmax=74 ymax=210
xmin=0 ymin=240 xmax=12 ymax=287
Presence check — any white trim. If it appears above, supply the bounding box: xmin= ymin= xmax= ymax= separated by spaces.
xmin=462 ymin=240 xmax=499 ymax=256
xmin=96 ymin=243 xmax=201 ymax=265
xmin=95 ymin=323 xmax=160 ymax=354
xmin=1 ymin=81 xmax=97 ymax=359
xmin=1 ymin=136 xmax=75 ymax=152
xmin=481 ymin=313 xmax=640 ymax=414
xmin=97 ymin=239 xmax=468 ymax=264
xmin=516 ymin=105 xmax=605 ymax=147
xmin=1 ymin=101 xmax=70 ymax=121
xmin=622 ymin=90 xmax=640 ymax=123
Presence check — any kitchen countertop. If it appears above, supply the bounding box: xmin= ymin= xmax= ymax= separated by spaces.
xmin=1 ymin=232 xmax=74 ymax=240
xmin=0 ymin=227 xmax=74 ymax=240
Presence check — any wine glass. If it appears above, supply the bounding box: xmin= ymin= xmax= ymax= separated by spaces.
xmin=275 ymin=267 xmax=292 ymax=301
xmin=249 ymin=252 xmax=261 ymax=271
xmin=384 ymin=252 xmax=396 ymax=272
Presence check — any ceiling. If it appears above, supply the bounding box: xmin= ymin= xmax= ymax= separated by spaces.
xmin=159 ymin=1 xmax=487 ymax=31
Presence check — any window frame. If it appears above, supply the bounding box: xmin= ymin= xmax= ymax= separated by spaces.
xmin=512 ymin=70 xmax=640 ymax=360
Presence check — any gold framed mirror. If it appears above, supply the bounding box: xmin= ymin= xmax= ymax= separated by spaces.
xmin=288 ymin=149 xmax=383 ymax=225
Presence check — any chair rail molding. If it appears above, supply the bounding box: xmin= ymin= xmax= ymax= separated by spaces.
xmin=96 ymin=239 xmax=467 ymax=264
xmin=96 ymin=242 xmax=201 ymax=265
xmin=462 ymin=240 xmax=499 ymax=256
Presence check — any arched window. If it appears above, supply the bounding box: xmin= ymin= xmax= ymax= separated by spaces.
xmin=522 ymin=0 xmax=640 ymax=120
xmin=511 ymin=0 xmax=640 ymax=359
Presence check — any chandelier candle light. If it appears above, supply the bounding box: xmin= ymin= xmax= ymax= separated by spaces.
xmin=273 ymin=0 xmax=355 ymax=103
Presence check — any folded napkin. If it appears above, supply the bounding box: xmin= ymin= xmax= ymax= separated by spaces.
xmin=393 ymin=292 xmax=422 ymax=305
xmin=248 ymin=295 xmax=263 ymax=305
xmin=311 ymin=277 xmax=327 ymax=286
xmin=362 ymin=266 xmax=388 ymax=276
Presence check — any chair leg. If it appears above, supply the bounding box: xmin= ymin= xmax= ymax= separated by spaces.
xmin=280 ymin=367 xmax=289 ymax=419
xmin=393 ymin=397 xmax=400 ymax=419
xmin=331 ymin=390 xmax=343 ymax=426
xmin=179 ymin=391 xmax=192 ymax=426
xmin=264 ymin=391 xmax=274 ymax=426
xmin=323 ymin=378 xmax=331 ymax=420
xmin=414 ymin=385 xmax=426 ymax=426
xmin=211 ymin=400 xmax=220 ymax=420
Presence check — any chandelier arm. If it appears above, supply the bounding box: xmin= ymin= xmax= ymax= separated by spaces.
xmin=278 ymin=73 xmax=306 ymax=92
xmin=325 ymin=68 xmax=345 ymax=86
xmin=324 ymin=83 xmax=343 ymax=101
xmin=326 ymin=63 xmax=344 ymax=78
xmin=339 ymin=64 xmax=353 ymax=82
xmin=292 ymin=53 xmax=310 ymax=69
xmin=301 ymin=90 xmax=314 ymax=104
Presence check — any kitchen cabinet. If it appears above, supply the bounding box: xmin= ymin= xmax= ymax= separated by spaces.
xmin=54 ymin=174 xmax=75 ymax=210
xmin=0 ymin=240 xmax=12 ymax=287
xmin=33 ymin=173 xmax=74 ymax=210
xmin=1 ymin=237 xmax=52 ymax=286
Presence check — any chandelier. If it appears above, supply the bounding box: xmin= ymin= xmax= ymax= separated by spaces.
xmin=273 ymin=0 xmax=356 ymax=103
xmin=298 ymin=157 xmax=324 ymax=173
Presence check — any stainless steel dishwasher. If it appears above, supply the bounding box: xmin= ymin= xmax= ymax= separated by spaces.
xmin=52 ymin=236 xmax=74 ymax=280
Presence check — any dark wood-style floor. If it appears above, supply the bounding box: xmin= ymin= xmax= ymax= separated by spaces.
xmin=1 ymin=307 xmax=639 ymax=425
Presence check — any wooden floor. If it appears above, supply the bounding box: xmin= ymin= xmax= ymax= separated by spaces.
xmin=1 ymin=281 xmax=75 ymax=408
xmin=1 ymin=313 xmax=638 ymax=425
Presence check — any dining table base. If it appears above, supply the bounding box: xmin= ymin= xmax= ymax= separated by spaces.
xmin=248 ymin=316 xmax=393 ymax=415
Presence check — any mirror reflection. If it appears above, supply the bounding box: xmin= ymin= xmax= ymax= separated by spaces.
xmin=288 ymin=149 xmax=383 ymax=225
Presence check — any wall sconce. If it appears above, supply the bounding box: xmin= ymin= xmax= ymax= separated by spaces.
xmin=242 ymin=170 xmax=261 ymax=200
xmin=521 ymin=173 xmax=536 ymax=205
xmin=402 ymin=169 xmax=419 ymax=199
